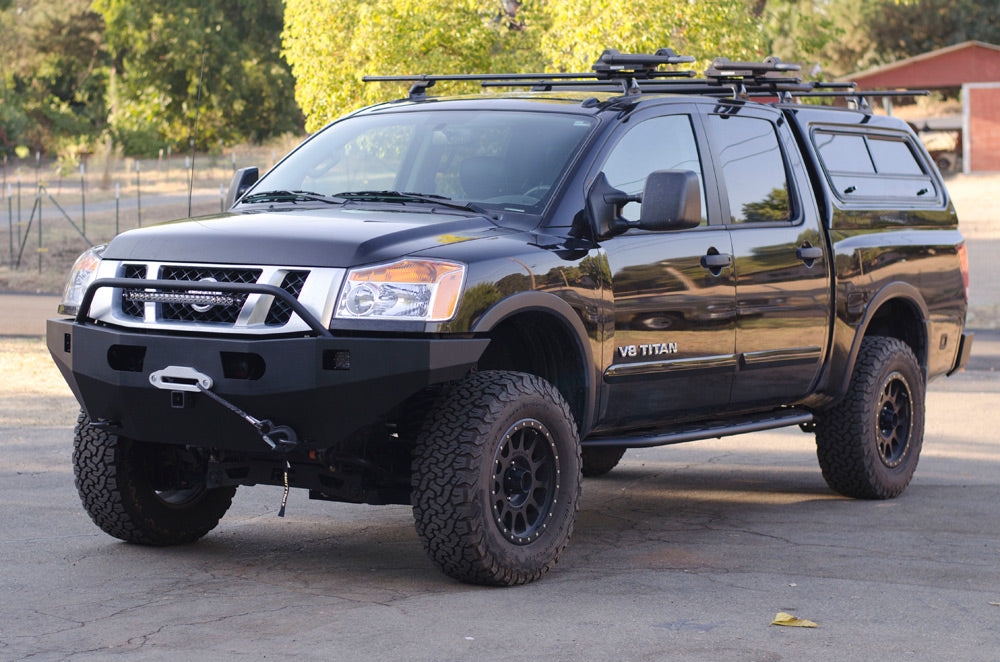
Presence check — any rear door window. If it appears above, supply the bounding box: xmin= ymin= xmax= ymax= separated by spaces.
xmin=706 ymin=114 xmax=793 ymax=224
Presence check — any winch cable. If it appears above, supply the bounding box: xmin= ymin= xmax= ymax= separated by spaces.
xmin=195 ymin=383 xmax=299 ymax=516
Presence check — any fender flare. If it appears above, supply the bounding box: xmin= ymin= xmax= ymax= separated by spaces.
xmin=472 ymin=291 xmax=600 ymax=433
xmin=833 ymin=281 xmax=930 ymax=399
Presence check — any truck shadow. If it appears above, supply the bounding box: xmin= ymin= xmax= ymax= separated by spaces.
xmin=76 ymin=459 xmax=990 ymax=595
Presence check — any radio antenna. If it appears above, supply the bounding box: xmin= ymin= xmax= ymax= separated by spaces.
xmin=187 ymin=45 xmax=207 ymax=217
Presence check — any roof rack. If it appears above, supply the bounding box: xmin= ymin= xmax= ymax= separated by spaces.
xmin=362 ymin=48 xmax=697 ymax=99
xmin=791 ymin=89 xmax=930 ymax=111
xmin=362 ymin=49 xmax=930 ymax=110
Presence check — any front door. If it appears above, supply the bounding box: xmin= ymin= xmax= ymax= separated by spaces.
xmin=595 ymin=110 xmax=738 ymax=431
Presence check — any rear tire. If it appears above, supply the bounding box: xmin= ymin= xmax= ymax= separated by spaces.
xmin=73 ymin=411 xmax=236 ymax=545
xmin=814 ymin=337 xmax=925 ymax=499
xmin=411 ymin=371 xmax=581 ymax=586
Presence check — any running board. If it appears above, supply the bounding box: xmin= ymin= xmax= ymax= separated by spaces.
xmin=582 ymin=409 xmax=813 ymax=449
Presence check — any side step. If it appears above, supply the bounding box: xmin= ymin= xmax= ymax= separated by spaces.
xmin=582 ymin=409 xmax=813 ymax=449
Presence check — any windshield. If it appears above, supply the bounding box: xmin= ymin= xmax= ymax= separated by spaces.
xmin=247 ymin=109 xmax=596 ymax=213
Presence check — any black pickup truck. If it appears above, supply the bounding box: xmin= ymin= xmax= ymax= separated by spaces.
xmin=49 ymin=50 xmax=972 ymax=586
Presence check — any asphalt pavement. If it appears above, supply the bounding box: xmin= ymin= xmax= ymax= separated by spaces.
xmin=1 ymin=238 xmax=998 ymax=661
xmin=1 ymin=362 xmax=998 ymax=661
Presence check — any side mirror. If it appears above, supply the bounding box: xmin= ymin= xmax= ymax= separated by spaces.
xmin=638 ymin=169 xmax=701 ymax=232
xmin=586 ymin=172 xmax=640 ymax=239
xmin=224 ymin=166 xmax=259 ymax=210
xmin=587 ymin=170 xmax=701 ymax=239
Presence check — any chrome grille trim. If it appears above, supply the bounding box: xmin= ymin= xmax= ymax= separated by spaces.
xmin=90 ymin=260 xmax=345 ymax=335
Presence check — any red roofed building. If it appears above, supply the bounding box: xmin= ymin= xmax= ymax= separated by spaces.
xmin=840 ymin=41 xmax=1000 ymax=173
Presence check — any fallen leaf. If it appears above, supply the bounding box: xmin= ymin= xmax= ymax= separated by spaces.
xmin=771 ymin=612 xmax=818 ymax=628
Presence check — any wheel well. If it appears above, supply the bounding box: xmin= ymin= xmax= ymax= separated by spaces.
xmin=863 ymin=298 xmax=927 ymax=368
xmin=477 ymin=311 xmax=588 ymax=429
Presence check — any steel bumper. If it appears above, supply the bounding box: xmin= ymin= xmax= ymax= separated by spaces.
xmin=47 ymin=318 xmax=488 ymax=451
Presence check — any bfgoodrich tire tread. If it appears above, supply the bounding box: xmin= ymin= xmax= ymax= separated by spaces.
xmin=411 ymin=371 xmax=581 ymax=586
xmin=815 ymin=336 xmax=925 ymax=499
xmin=73 ymin=410 xmax=236 ymax=545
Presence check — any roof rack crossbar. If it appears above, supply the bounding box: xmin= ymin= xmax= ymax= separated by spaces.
xmin=364 ymin=72 xmax=606 ymax=83
xmin=363 ymin=47 xmax=698 ymax=100
xmin=362 ymin=49 xmax=931 ymax=109
xmin=791 ymin=90 xmax=930 ymax=98
xmin=479 ymin=73 xmax=696 ymax=89
xmin=811 ymin=82 xmax=858 ymax=90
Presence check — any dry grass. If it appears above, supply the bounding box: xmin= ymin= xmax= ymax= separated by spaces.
xmin=1 ymin=137 xmax=305 ymax=294
xmin=0 ymin=338 xmax=78 ymax=427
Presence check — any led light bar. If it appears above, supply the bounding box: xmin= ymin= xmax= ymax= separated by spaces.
xmin=123 ymin=290 xmax=241 ymax=307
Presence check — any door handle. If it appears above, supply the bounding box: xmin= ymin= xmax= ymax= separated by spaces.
xmin=796 ymin=246 xmax=823 ymax=262
xmin=700 ymin=253 xmax=732 ymax=270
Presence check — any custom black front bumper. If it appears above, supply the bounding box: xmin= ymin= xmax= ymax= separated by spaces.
xmin=48 ymin=318 xmax=488 ymax=452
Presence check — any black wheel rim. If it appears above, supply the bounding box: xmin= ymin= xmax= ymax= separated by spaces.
xmin=155 ymin=486 xmax=206 ymax=506
xmin=491 ymin=418 xmax=559 ymax=545
xmin=132 ymin=442 xmax=209 ymax=507
xmin=876 ymin=371 xmax=912 ymax=467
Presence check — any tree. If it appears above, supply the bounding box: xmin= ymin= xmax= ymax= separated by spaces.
xmin=283 ymin=0 xmax=770 ymax=131
xmin=539 ymin=0 xmax=765 ymax=72
xmin=861 ymin=0 xmax=1000 ymax=67
xmin=758 ymin=0 xmax=1000 ymax=79
xmin=95 ymin=0 xmax=302 ymax=154
xmin=282 ymin=0 xmax=540 ymax=132
xmin=0 ymin=0 xmax=108 ymax=157
xmin=756 ymin=0 xmax=839 ymax=76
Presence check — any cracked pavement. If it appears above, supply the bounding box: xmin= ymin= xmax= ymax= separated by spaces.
xmin=1 ymin=335 xmax=999 ymax=660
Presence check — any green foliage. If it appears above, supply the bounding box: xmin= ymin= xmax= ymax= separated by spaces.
xmin=758 ymin=0 xmax=840 ymax=74
xmin=539 ymin=0 xmax=765 ymax=72
xmin=859 ymin=0 xmax=1000 ymax=67
xmin=284 ymin=0 xmax=768 ymax=131
xmin=95 ymin=0 xmax=302 ymax=154
xmin=283 ymin=0 xmax=542 ymax=132
xmin=8 ymin=0 xmax=994 ymax=161
xmin=759 ymin=0 xmax=1000 ymax=78
xmin=0 ymin=0 xmax=108 ymax=157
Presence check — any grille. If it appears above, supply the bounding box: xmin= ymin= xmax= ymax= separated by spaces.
xmin=156 ymin=266 xmax=262 ymax=324
xmin=265 ymin=271 xmax=309 ymax=325
xmin=115 ymin=263 xmax=318 ymax=330
xmin=120 ymin=264 xmax=148 ymax=319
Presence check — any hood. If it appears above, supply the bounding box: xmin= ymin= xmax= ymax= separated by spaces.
xmin=102 ymin=207 xmax=503 ymax=267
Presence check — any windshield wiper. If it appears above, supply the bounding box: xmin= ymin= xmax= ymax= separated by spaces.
xmin=333 ymin=190 xmax=493 ymax=216
xmin=238 ymin=190 xmax=346 ymax=205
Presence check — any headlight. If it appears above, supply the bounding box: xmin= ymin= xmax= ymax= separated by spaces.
xmin=335 ymin=259 xmax=465 ymax=322
xmin=59 ymin=245 xmax=106 ymax=315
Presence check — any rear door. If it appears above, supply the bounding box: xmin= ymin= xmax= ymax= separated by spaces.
xmin=595 ymin=106 xmax=737 ymax=431
xmin=703 ymin=104 xmax=829 ymax=406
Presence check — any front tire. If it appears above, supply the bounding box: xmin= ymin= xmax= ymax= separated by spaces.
xmin=814 ymin=336 xmax=925 ymax=499
xmin=73 ymin=411 xmax=236 ymax=545
xmin=411 ymin=371 xmax=582 ymax=586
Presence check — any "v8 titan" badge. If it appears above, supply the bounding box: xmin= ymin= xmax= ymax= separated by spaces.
xmin=617 ymin=342 xmax=678 ymax=358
